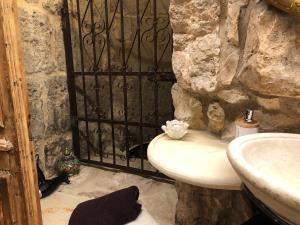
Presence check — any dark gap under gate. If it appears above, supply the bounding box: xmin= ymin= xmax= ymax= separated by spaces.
xmin=62 ymin=0 xmax=175 ymax=178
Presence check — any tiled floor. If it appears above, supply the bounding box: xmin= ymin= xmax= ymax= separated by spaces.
xmin=41 ymin=166 xmax=177 ymax=225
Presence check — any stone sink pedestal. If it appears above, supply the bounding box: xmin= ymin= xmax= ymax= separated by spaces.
xmin=175 ymin=182 xmax=252 ymax=225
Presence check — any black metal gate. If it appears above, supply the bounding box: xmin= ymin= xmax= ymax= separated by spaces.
xmin=62 ymin=0 xmax=175 ymax=178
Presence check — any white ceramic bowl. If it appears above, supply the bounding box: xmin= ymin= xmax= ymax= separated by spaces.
xmin=161 ymin=120 xmax=189 ymax=139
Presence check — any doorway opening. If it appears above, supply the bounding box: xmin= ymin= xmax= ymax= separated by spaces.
xmin=62 ymin=0 xmax=175 ymax=178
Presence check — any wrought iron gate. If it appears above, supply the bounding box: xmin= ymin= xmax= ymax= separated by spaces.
xmin=62 ymin=0 xmax=175 ymax=178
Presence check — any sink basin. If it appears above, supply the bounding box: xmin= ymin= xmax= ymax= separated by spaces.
xmin=227 ymin=133 xmax=300 ymax=225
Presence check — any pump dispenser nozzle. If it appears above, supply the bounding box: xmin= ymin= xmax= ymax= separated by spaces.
xmin=244 ymin=109 xmax=254 ymax=123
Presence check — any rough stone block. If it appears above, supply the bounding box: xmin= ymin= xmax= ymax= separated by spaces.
xmin=47 ymin=74 xmax=70 ymax=133
xmin=42 ymin=0 xmax=63 ymax=14
xmin=27 ymin=75 xmax=48 ymax=139
xmin=256 ymin=97 xmax=280 ymax=111
xmin=217 ymin=88 xmax=249 ymax=104
xmin=225 ymin=0 xmax=249 ymax=47
xmin=27 ymin=74 xmax=70 ymax=140
xmin=207 ymin=103 xmax=225 ymax=134
xmin=54 ymin=26 xmax=67 ymax=72
xmin=35 ymin=133 xmax=72 ymax=178
xmin=169 ymin=0 xmax=220 ymax=37
xmin=175 ymin=182 xmax=252 ymax=225
xmin=238 ymin=1 xmax=300 ymax=98
xmin=254 ymin=110 xmax=300 ymax=133
xmin=279 ymin=98 xmax=300 ymax=115
xmin=18 ymin=6 xmax=57 ymax=74
xmin=172 ymin=33 xmax=220 ymax=94
xmin=171 ymin=84 xmax=205 ymax=129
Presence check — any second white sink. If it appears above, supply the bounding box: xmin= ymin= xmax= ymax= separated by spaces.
xmin=227 ymin=133 xmax=300 ymax=225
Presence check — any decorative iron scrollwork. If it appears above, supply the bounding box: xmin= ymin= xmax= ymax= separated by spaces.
xmin=63 ymin=0 xmax=175 ymax=178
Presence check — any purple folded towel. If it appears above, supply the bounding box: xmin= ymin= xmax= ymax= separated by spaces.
xmin=69 ymin=186 xmax=142 ymax=225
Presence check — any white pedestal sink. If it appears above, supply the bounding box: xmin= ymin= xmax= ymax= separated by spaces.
xmin=227 ymin=133 xmax=300 ymax=225
xmin=148 ymin=129 xmax=241 ymax=190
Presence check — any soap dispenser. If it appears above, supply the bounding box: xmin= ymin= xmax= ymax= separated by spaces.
xmin=235 ymin=109 xmax=259 ymax=137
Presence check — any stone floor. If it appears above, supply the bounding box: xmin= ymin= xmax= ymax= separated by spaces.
xmin=41 ymin=166 xmax=177 ymax=225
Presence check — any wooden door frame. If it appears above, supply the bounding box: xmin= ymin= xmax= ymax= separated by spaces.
xmin=0 ymin=1 xmax=42 ymax=225
xmin=0 ymin=171 xmax=14 ymax=225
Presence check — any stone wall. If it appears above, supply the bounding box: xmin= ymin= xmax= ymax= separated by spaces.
xmin=17 ymin=0 xmax=70 ymax=178
xmin=170 ymin=0 xmax=300 ymax=139
xmin=170 ymin=0 xmax=300 ymax=224
xmin=16 ymin=0 xmax=174 ymax=177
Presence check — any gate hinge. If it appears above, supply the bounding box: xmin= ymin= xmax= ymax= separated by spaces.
xmin=61 ymin=5 xmax=68 ymax=17
xmin=61 ymin=7 xmax=69 ymax=30
xmin=70 ymin=115 xmax=78 ymax=126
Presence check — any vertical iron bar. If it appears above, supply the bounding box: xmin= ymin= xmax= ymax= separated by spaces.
xmin=119 ymin=0 xmax=130 ymax=167
xmin=136 ymin=0 xmax=144 ymax=170
xmin=77 ymin=0 xmax=91 ymax=160
xmin=62 ymin=0 xmax=81 ymax=158
xmin=90 ymin=0 xmax=103 ymax=162
xmin=104 ymin=0 xmax=116 ymax=164
xmin=153 ymin=0 xmax=159 ymax=134
xmin=64 ymin=0 xmax=174 ymax=177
